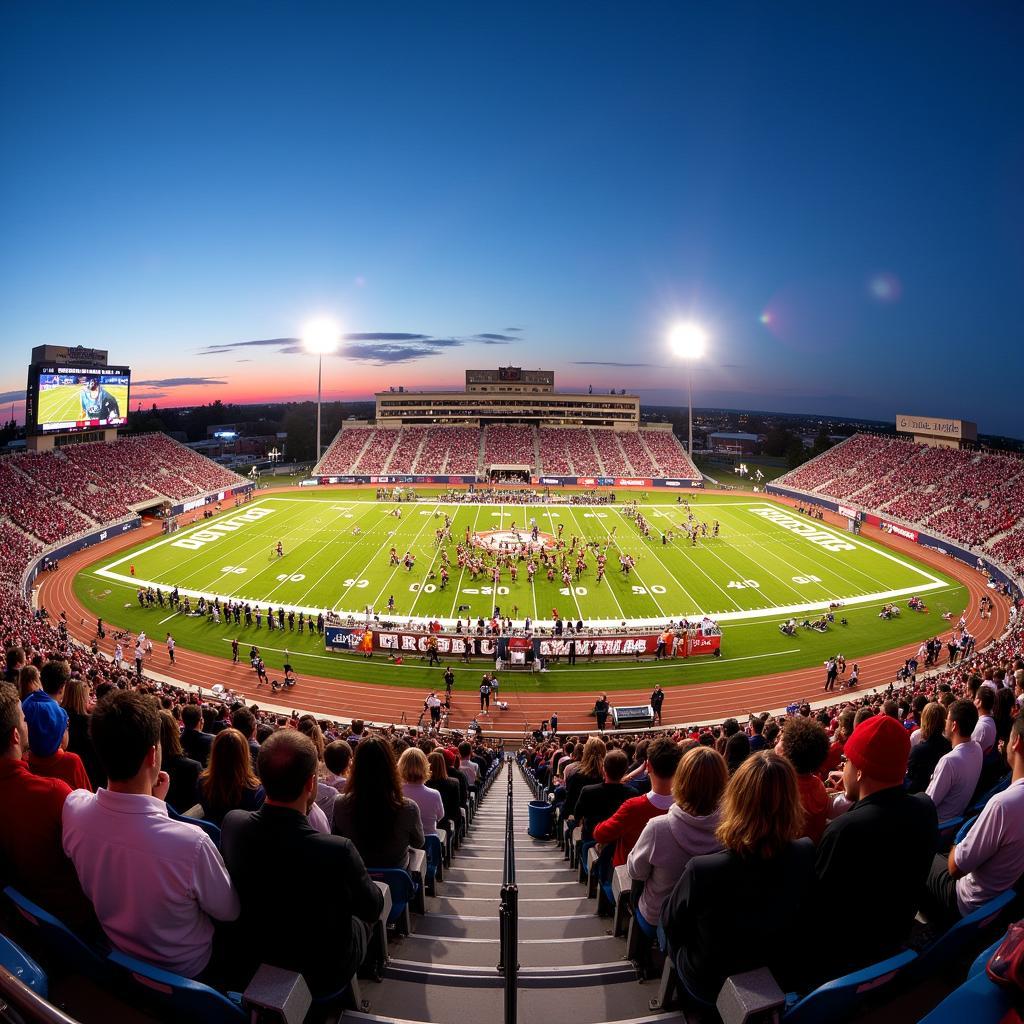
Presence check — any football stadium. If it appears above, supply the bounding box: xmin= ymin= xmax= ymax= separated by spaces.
xmin=2 ymin=7 xmax=1023 ymax=1024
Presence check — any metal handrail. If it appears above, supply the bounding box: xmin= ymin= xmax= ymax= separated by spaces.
xmin=497 ymin=758 xmax=518 ymax=1024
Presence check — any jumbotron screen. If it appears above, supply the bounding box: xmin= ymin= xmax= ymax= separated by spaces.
xmin=28 ymin=364 xmax=131 ymax=434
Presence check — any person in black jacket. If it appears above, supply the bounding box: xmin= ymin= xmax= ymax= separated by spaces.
xmin=573 ymin=749 xmax=635 ymax=840
xmin=158 ymin=710 xmax=202 ymax=814
xmin=180 ymin=704 xmax=213 ymax=766
xmin=220 ymin=730 xmax=383 ymax=995
xmin=815 ymin=714 xmax=937 ymax=980
xmin=661 ymin=751 xmax=815 ymax=1006
xmin=594 ymin=694 xmax=610 ymax=732
xmin=426 ymin=751 xmax=462 ymax=835
xmin=650 ymin=685 xmax=664 ymax=726
xmin=905 ymin=702 xmax=951 ymax=793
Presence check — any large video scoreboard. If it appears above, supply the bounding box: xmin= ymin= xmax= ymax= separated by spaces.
xmin=24 ymin=346 xmax=131 ymax=436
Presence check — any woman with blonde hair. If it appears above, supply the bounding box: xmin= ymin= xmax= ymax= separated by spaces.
xmin=627 ymin=746 xmax=727 ymax=930
xmin=196 ymin=727 xmax=265 ymax=826
xmin=564 ymin=735 xmax=606 ymax=819
xmin=62 ymin=676 xmax=102 ymax=789
xmin=905 ymin=702 xmax=951 ymax=793
xmin=398 ymin=747 xmax=445 ymax=836
xmin=661 ymin=751 xmax=814 ymax=1006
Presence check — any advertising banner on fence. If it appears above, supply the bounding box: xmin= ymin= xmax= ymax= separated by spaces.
xmin=837 ymin=504 xmax=860 ymax=520
xmin=325 ymin=626 xmax=721 ymax=660
xmin=880 ymin=520 xmax=919 ymax=542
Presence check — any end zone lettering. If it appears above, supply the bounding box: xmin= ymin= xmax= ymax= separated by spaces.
xmin=171 ymin=507 xmax=275 ymax=550
xmin=750 ymin=506 xmax=855 ymax=552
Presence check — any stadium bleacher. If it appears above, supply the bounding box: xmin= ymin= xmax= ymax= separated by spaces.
xmin=779 ymin=433 xmax=1024 ymax=571
xmin=2 ymin=430 xmax=1022 ymax=1024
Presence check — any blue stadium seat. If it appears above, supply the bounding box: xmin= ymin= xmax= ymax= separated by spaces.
xmin=166 ymin=804 xmax=222 ymax=846
xmin=911 ymin=890 xmax=1015 ymax=979
xmin=968 ymin=935 xmax=1002 ymax=979
xmin=916 ymin=968 xmax=1012 ymax=1024
xmin=424 ymin=834 xmax=444 ymax=894
xmin=3 ymin=885 xmax=113 ymax=983
xmin=0 ymin=931 xmax=48 ymax=997
xmin=108 ymin=949 xmax=245 ymax=1024
xmin=968 ymin=772 xmax=1010 ymax=816
xmin=368 ymin=868 xmax=420 ymax=935
xmin=781 ymin=949 xmax=917 ymax=1024
xmin=954 ymin=815 xmax=977 ymax=845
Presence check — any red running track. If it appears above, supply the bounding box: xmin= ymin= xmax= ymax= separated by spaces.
xmin=38 ymin=489 xmax=1009 ymax=735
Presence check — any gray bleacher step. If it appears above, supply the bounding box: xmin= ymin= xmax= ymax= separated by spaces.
xmin=428 ymin=894 xmax=594 ymax=916
xmin=341 ymin=979 xmax=689 ymax=1024
xmin=438 ymin=879 xmax=585 ymax=899
xmin=415 ymin=913 xmax=612 ymax=941
xmin=387 ymin=932 xmax=627 ymax=969
xmin=443 ymin=864 xmax=578 ymax=882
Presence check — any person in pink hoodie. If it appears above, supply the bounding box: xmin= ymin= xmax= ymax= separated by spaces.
xmin=627 ymin=746 xmax=728 ymax=929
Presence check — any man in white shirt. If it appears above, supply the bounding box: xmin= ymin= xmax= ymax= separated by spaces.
xmin=458 ymin=741 xmax=479 ymax=786
xmin=971 ymin=686 xmax=997 ymax=756
xmin=63 ymin=691 xmax=239 ymax=979
xmin=924 ymin=716 xmax=1024 ymax=923
xmin=926 ymin=699 xmax=983 ymax=822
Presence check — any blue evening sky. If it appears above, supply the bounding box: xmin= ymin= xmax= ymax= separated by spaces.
xmin=1 ymin=2 xmax=1022 ymax=435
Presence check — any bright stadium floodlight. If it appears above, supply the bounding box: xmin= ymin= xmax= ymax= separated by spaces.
xmin=668 ymin=322 xmax=709 ymax=457
xmin=302 ymin=318 xmax=341 ymax=462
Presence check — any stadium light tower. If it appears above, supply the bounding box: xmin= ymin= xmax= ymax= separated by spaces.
xmin=302 ymin=318 xmax=341 ymax=463
xmin=669 ymin=322 xmax=708 ymax=457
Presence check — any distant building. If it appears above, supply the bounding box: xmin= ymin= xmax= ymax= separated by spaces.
xmin=707 ymin=431 xmax=760 ymax=455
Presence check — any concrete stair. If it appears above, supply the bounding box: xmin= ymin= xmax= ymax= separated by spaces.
xmin=343 ymin=766 xmax=684 ymax=1024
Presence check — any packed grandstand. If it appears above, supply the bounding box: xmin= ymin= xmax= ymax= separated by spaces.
xmin=2 ymin=422 xmax=1024 ymax=1024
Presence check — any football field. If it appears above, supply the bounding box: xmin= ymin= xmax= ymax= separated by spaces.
xmin=89 ymin=493 xmax=956 ymax=626
xmin=75 ymin=491 xmax=968 ymax=691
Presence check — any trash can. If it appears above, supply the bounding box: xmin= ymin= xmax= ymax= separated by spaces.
xmin=528 ymin=800 xmax=553 ymax=840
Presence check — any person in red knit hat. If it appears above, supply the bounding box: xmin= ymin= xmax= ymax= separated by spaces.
xmin=814 ymin=713 xmax=937 ymax=980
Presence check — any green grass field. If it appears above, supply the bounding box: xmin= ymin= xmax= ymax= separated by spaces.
xmin=73 ymin=491 xmax=967 ymax=693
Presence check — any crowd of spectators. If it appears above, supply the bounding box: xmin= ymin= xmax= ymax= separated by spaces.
xmin=0 ymin=590 xmax=500 ymax=1000
xmin=520 ymin=603 xmax=1024 ymax=1003
xmin=0 ymin=435 xmax=244 ymax=550
xmin=316 ymin=424 xmax=699 ymax=479
xmin=639 ymin=430 xmax=699 ymax=478
xmin=780 ymin=432 xmax=1024 ymax=567
xmin=482 ymin=425 xmax=535 ymax=468
xmin=351 ymin=429 xmax=402 ymax=475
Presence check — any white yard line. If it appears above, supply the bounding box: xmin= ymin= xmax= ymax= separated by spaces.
xmin=448 ymin=506 xmax=482 ymax=619
xmin=291 ymin=502 xmax=391 ymax=608
xmin=591 ymin=508 xmax=666 ymax=618
xmin=366 ymin=502 xmax=442 ymax=612
xmin=543 ymin=507 xmax=583 ymax=621
xmin=565 ymin=504 xmax=627 ymax=621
